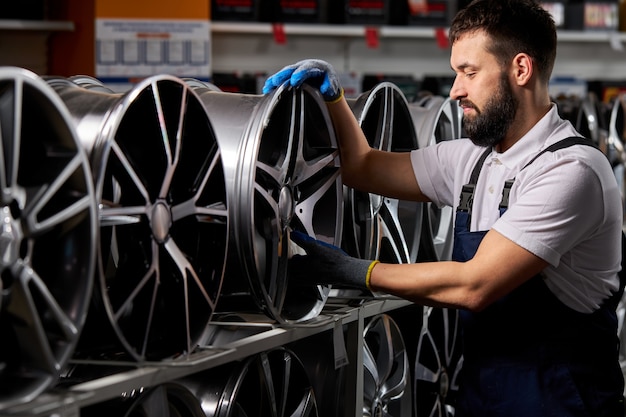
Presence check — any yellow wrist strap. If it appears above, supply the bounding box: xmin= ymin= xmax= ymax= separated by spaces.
xmin=365 ymin=260 xmax=380 ymax=291
xmin=326 ymin=88 xmax=344 ymax=104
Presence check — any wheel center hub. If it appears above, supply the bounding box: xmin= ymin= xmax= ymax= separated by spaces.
xmin=151 ymin=200 xmax=172 ymax=243
xmin=372 ymin=401 xmax=384 ymax=417
xmin=439 ymin=368 xmax=450 ymax=399
xmin=0 ymin=205 xmax=21 ymax=267
xmin=278 ymin=185 xmax=294 ymax=228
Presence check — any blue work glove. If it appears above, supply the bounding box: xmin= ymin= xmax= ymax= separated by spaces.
xmin=262 ymin=59 xmax=344 ymax=103
xmin=288 ymin=230 xmax=379 ymax=290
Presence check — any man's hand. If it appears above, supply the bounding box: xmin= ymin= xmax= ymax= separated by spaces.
xmin=262 ymin=59 xmax=344 ymax=103
xmin=288 ymin=230 xmax=379 ymax=290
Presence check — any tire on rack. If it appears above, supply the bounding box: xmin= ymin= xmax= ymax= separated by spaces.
xmin=344 ymin=82 xmax=422 ymax=265
xmin=363 ymin=314 xmax=412 ymax=417
xmin=604 ymin=94 xmax=626 ymax=212
xmin=409 ymin=95 xmax=462 ymax=263
xmin=81 ymin=381 xmax=206 ymax=417
xmin=0 ymin=67 xmax=98 ymax=409
xmin=577 ymin=92 xmax=607 ymax=148
xmin=187 ymin=80 xmax=342 ymax=324
xmin=617 ymin=290 xmax=626 ymax=398
xmin=48 ymin=75 xmax=228 ymax=361
xmin=555 ymin=92 xmax=607 ymax=149
xmin=295 ymin=312 xmax=412 ymax=417
xmin=413 ymin=306 xmax=463 ymax=417
xmin=180 ymin=347 xmax=319 ymax=417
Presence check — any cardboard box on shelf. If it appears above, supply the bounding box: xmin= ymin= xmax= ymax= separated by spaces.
xmin=407 ymin=0 xmax=458 ymax=27
xmin=565 ymin=0 xmax=619 ymax=31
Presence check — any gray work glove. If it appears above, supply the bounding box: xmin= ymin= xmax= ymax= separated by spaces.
xmin=288 ymin=230 xmax=379 ymax=290
xmin=262 ymin=59 xmax=344 ymax=103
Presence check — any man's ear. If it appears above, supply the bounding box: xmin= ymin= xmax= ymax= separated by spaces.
xmin=512 ymin=52 xmax=533 ymax=86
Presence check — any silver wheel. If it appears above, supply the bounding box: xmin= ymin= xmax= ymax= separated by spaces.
xmin=81 ymin=382 xmax=206 ymax=417
xmin=345 ymin=82 xmax=422 ymax=264
xmin=181 ymin=347 xmax=319 ymax=417
xmin=607 ymin=95 xmax=626 ymax=210
xmin=409 ymin=96 xmax=462 ymax=262
xmin=68 ymin=75 xmax=115 ymax=93
xmin=50 ymin=75 xmax=228 ymax=361
xmin=414 ymin=307 xmax=463 ymax=417
xmin=0 ymin=68 xmax=97 ymax=408
xmin=617 ymin=291 xmax=626 ymax=397
xmin=577 ymin=92 xmax=605 ymax=147
xmin=555 ymin=92 xmax=608 ymax=149
xmin=363 ymin=314 xmax=411 ymax=417
xmin=189 ymin=81 xmax=341 ymax=323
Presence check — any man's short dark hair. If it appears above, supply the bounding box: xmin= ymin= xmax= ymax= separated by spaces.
xmin=449 ymin=0 xmax=557 ymax=83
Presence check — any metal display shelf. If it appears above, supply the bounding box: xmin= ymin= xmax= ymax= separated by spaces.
xmin=2 ymin=296 xmax=411 ymax=417
xmin=211 ymin=21 xmax=626 ymax=45
xmin=210 ymin=22 xmax=626 ymax=80
xmin=0 ymin=20 xmax=74 ymax=31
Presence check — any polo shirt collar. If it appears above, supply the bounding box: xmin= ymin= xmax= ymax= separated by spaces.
xmin=487 ymin=103 xmax=561 ymax=171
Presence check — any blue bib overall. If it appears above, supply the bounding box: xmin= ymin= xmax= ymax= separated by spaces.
xmin=453 ymin=137 xmax=625 ymax=417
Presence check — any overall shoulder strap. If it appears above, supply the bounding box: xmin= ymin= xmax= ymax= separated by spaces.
xmin=470 ymin=136 xmax=596 ymax=187
xmin=499 ymin=136 xmax=599 ymax=210
xmin=470 ymin=147 xmax=493 ymax=185
xmin=458 ymin=147 xmax=492 ymax=213
xmin=503 ymin=136 xmax=625 ymax=304
xmin=521 ymin=136 xmax=598 ymax=170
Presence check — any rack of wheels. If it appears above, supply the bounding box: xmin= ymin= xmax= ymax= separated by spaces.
xmin=0 ymin=65 xmax=625 ymax=417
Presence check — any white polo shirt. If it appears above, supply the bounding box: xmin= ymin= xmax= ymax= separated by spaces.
xmin=410 ymin=103 xmax=623 ymax=313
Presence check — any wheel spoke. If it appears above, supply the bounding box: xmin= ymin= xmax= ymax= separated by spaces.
xmin=110 ymin=140 xmax=151 ymax=203
xmin=0 ymin=77 xmax=20 ymax=193
xmin=170 ymin=147 xmax=227 ymax=222
xmin=112 ymin=241 xmax=159 ymax=322
xmin=151 ymin=80 xmax=184 ymax=199
xmin=99 ymin=204 xmax=145 ymax=226
xmin=165 ymin=237 xmax=217 ymax=309
xmin=378 ymin=198 xmax=411 ymax=264
xmin=259 ymin=351 xmax=280 ymax=417
xmin=7 ymin=265 xmax=77 ymax=373
xmin=363 ymin=343 xmax=380 ymax=413
xmin=23 ymin=155 xmax=92 ymax=234
xmin=289 ymin=388 xmax=316 ymax=417
xmin=139 ymin=385 xmax=172 ymax=417
xmin=293 ymin=164 xmax=340 ymax=236
xmin=277 ymin=350 xmax=292 ymax=417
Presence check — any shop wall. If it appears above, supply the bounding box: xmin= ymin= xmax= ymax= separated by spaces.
xmin=48 ymin=0 xmax=210 ymax=77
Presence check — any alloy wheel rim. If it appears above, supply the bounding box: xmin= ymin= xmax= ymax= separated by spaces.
xmin=345 ymin=82 xmax=422 ymax=265
xmin=0 ymin=67 xmax=97 ymax=408
xmin=414 ymin=307 xmax=463 ymax=417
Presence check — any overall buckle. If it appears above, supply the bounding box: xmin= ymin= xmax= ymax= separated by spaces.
xmin=458 ymin=184 xmax=475 ymax=212
xmin=499 ymin=180 xmax=514 ymax=210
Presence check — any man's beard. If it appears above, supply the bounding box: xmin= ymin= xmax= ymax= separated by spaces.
xmin=461 ymin=73 xmax=518 ymax=148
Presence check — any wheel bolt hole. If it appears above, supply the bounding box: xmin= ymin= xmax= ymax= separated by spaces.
xmin=19 ymin=240 xmax=28 ymax=259
xmin=8 ymin=200 xmax=20 ymax=219
xmin=1 ymin=269 xmax=13 ymax=289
